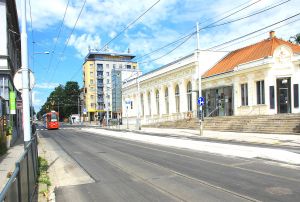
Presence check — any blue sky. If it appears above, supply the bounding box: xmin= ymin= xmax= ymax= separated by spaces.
xmin=16 ymin=0 xmax=300 ymax=111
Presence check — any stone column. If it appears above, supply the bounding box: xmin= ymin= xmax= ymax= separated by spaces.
xmin=192 ymin=78 xmax=198 ymax=112
xmin=144 ymin=90 xmax=150 ymax=116
xmin=151 ymin=88 xmax=156 ymax=116
xmin=179 ymin=80 xmax=187 ymax=113
xmin=247 ymin=74 xmax=254 ymax=107
xmin=160 ymin=86 xmax=165 ymax=116
xmin=233 ymin=77 xmax=239 ymax=115
xmin=168 ymin=83 xmax=175 ymax=114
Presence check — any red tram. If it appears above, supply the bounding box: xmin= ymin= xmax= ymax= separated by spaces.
xmin=43 ymin=111 xmax=59 ymax=129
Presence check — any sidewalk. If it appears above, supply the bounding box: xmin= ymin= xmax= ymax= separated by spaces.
xmin=82 ymin=126 xmax=300 ymax=165
xmin=0 ymin=135 xmax=24 ymax=191
xmin=104 ymin=125 xmax=300 ymax=148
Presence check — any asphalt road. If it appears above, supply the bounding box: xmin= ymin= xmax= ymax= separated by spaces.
xmin=38 ymin=126 xmax=300 ymax=202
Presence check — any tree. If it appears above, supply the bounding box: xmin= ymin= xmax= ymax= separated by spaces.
xmin=289 ymin=33 xmax=300 ymax=44
xmin=37 ymin=81 xmax=81 ymax=121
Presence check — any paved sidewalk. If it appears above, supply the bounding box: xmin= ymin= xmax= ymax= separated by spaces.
xmin=104 ymin=125 xmax=300 ymax=147
xmin=82 ymin=127 xmax=300 ymax=165
xmin=0 ymin=136 xmax=24 ymax=191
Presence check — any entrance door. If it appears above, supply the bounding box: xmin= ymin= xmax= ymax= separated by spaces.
xmin=277 ymin=78 xmax=291 ymax=113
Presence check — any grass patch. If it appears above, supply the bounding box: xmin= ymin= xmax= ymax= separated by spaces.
xmin=38 ymin=157 xmax=51 ymax=186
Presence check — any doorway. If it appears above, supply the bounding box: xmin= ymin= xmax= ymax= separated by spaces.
xmin=277 ymin=78 xmax=291 ymax=113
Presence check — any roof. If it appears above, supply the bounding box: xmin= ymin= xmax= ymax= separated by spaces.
xmin=85 ymin=51 xmax=136 ymax=60
xmin=203 ymin=36 xmax=300 ymax=78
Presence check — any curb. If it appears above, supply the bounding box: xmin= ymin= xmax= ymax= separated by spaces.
xmin=38 ymin=183 xmax=48 ymax=202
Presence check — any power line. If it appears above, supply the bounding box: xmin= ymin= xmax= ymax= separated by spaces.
xmin=207 ymin=12 xmax=300 ymax=50
xmin=48 ymin=0 xmax=87 ymax=82
xmin=214 ymin=17 xmax=300 ymax=51
xmin=46 ymin=0 xmax=70 ymax=74
xmin=206 ymin=0 xmax=290 ymax=29
xmin=134 ymin=0 xmax=262 ymax=62
xmin=139 ymin=33 xmax=194 ymax=64
xmin=100 ymin=0 xmax=161 ymax=51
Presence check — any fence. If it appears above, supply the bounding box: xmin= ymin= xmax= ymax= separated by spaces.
xmin=0 ymin=134 xmax=38 ymax=202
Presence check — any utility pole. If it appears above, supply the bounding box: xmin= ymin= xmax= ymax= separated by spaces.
xmin=21 ymin=0 xmax=32 ymax=145
xmin=106 ymin=85 xmax=109 ymax=127
xmin=196 ymin=22 xmax=203 ymax=136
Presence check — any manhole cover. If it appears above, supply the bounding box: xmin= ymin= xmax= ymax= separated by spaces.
xmin=265 ymin=187 xmax=292 ymax=196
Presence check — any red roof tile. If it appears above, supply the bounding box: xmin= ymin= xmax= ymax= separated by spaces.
xmin=203 ymin=36 xmax=300 ymax=78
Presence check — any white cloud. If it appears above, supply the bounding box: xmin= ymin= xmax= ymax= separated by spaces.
xmin=35 ymin=82 xmax=59 ymax=89
xmin=68 ymin=34 xmax=101 ymax=57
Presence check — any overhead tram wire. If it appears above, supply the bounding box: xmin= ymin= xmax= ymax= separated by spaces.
xmin=214 ymin=17 xmax=300 ymax=51
xmin=48 ymin=0 xmax=87 ymax=83
xmin=138 ymin=34 xmax=195 ymax=64
xmin=205 ymin=0 xmax=291 ymax=29
xmin=138 ymin=13 xmax=300 ymax=65
xmin=207 ymin=12 xmax=300 ymax=51
xmin=135 ymin=0 xmax=263 ymax=62
xmin=46 ymin=0 xmax=70 ymax=74
xmin=99 ymin=0 xmax=161 ymax=51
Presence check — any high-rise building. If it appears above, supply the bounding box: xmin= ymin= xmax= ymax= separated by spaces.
xmin=83 ymin=51 xmax=138 ymax=123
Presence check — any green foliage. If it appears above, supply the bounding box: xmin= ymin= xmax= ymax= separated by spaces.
xmin=38 ymin=157 xmax=51 ymax=186
xmin=37 ymin=81 xmax=81 ymax=121
xmin=289 ymin=33 xmax=300 ymax=45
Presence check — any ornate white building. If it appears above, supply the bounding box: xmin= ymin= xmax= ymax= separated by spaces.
xmin=122 ymin=50 xmax=227 ymax=125
xmin=122 ymin=32 xmax=300 ymax=126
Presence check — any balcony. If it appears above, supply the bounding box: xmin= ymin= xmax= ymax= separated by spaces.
xmin=97 ymin=75 xmax=103 ymax=79
xmin=97 ymin=83 xmax=104 ymax=88
xmin=97 ymin=91 xmax=104 ymax=95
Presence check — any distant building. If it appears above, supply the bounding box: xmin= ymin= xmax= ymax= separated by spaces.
xmin=0 ymin=0 xmax=22 ymax=142
xmin=83 ymin=51 xmax=138 ymax=122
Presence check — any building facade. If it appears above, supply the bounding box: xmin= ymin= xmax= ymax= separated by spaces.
xmin=122 ymin=51 xmax=227 ymax=125
xmin=83 ymin=51 xmax=138 ymax=122
xmin=122 ymin=32 xmax=300 ymax=125
xmin=0 ymin=0 xmax=22 ymax=143
xmin=202 ymin=31 xmax=300 ymax=116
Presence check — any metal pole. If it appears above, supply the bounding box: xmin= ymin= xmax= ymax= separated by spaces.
xmin=21 ymin=0 xmax=32 ymax=145
xmin=106 ymin=85 xmax=109 ymax=127
xmin=196 ymin=22 xmax=203 ymax=136
xmin=136 ymin=73 xmax=141 ymax=130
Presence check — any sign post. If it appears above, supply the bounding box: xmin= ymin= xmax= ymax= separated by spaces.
xmin=197 ymin=96 xmax=205 ymax=136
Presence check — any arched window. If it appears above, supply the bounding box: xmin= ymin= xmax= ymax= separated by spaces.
xmin=165 ymin=88 xmax=169 ymax=114
xmin=148 ymin=91 xmax=151 ymax=115
xmin=156 ymin=90 xmax=160 ymax=115
xmin=187 ymin=81 xmax=192 ymax=111
xmin=175 ymin=85 xmax=180 ymax=113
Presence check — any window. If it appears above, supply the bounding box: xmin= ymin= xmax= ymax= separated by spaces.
xmin=97 ymin=64 xmax=103 ymax=71
xmin=241 ymin=83 xmax=248 ymax=106
xmin=106 ymin=64 xmax=109 ymax=69
xmin=106 ymin=72 xmax=110 ymax=76
xmin=90 ymin=79 xmax=94 ymax=84
xmin=156 ymin=90 xmax=160 ymax=114
xmin=270 ymin=86 xmax=275 ymax=109
xmin=119 ymin=64 xmax=122 ymax=69
xmin=91 ymin=95 xmax=94 ymax=99
xmin=90 ymin=64 xmax=93 ymax=69
xmin=175 ymin=85 xmax=180 ymax=112
xmin=91 ymin=103 xmax=95 ymax=108
xmin=148 ymin=92 xmax=151 ymax=115
xmin=256 ymin=80 xmax=265 ymax=104
xmin=187 ymin=81 xmax=192 ymax=111
xmin=294 ymin=84 xmax=299 ymax=108
xmin=107 ymin=79 xmax=110 ymax=84
xmin=113 ymin=64 xmax=116 ymax=69
xmin=90 ymin=72 xmax=93 ymax=77
xmin=165 ymin=88 xmax=169 ymax=114
xmin=126 ymin=65 xmax=131 ymax=69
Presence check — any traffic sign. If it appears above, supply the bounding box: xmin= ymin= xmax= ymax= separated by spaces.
xmin=13 ymin=69 xmax=35 ymax=92
xmin=197 ymin=97 xmax=205 ymax=106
